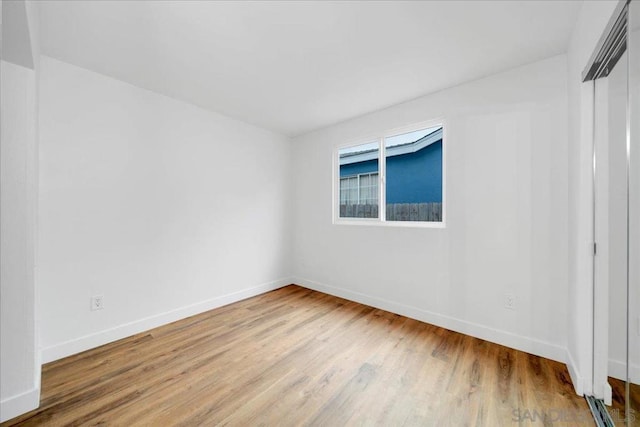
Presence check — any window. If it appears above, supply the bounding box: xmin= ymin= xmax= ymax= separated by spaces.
xmin=335 ymin=123 xmax=444 ymax=225
xmin=339 ymin=173 xmax=378 ymax=205
xmin=338 ymin=142 xmax=379 ymax=218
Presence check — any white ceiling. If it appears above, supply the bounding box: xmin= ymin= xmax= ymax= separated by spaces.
xmin=39 ymin=1 xmax=582 ymax=136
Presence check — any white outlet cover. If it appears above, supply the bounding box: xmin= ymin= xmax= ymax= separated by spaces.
xmin=504 ymin=293 xmax=516 ymax=310
xmin=90 ymin=295 xmax=104 ymax=311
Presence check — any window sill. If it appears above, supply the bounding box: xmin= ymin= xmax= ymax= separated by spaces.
xmin=333 ymin=219 xmax=446 ymax=229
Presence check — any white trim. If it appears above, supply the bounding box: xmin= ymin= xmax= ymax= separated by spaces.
xmin=593 ymin=76 xmax=611 ymax=401
xmin=292 ymin=277 xmax=567 ymax=364
xmin=0 ymin=387 xmax=40 ymax=423
xmin=568 ymin=78 xmax=597 ymax=399
xmin=566 ymin=349 xmax=585 ymax=396
xmin=379 ymin=136 xmax=386 ymax=221
xmin=608 ymin=358 xmax=640 ymax=383
xmin=604 ymin=381 xmax=612 ymax=406
xmin=441 ymin=122 xmax=447 ymax=226
xmin=334 ymin=219 xmax=446 ymax=229
xmin=40 ymin=278 xmax=292 ymax=363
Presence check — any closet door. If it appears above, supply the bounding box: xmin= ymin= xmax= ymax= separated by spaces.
xmin=585 ymin=2 xmax=638 ymax=425
xmin=628 ymin=1 xmax=639 ymax=425
xmin=593 ymin=45 xmax=629 ymax=424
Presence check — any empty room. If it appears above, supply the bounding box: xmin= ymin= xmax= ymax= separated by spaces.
xmin=1 ymin=0 xmax=639 ymax=425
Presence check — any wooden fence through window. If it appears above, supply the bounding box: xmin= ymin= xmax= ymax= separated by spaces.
xmin=339 ymin=203 xmax=442 ymax=222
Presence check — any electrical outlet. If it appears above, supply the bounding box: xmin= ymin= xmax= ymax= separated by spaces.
xmin=90 ymin=295 xmax=104 ymax=311
xmin=504 ymin=293 xmax=516 ymax=310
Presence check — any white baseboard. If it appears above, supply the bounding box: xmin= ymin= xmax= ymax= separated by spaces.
xmin=41 ymin=278 xmax=292 ymax=363
xmin=293 ymin=277 xmax=567 ymax=364
xmin=608 ymin=358 xmax=640 ymax=384
xmin=0 ymin=387 xmax=40 ymax=423
xmin=566 ymin=349 xmax=584 ymax=396
xmin=604 ymin=381 xmax=612 ymax=406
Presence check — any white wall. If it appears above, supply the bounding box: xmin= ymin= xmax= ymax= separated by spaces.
xmin=38 ymin=56 xmax=292 ymax=362
xmin=291 ymin=55 xmax=569 ymax=364
xmin=566 ymin=0 xmax=619 ymax=396
xmin=1 ymin=0 xmax=41 ymax=422
xmin=0 ymin=59 xmax=40 ymax=424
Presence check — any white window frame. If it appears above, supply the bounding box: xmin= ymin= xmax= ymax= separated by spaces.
xmin=332 ymin=119 xmax=446 ymax=228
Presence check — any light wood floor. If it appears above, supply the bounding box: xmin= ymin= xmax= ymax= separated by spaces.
xmin=3 ymin=285 xmax=592 ymax=426
xmin=609 ymin=377 xmax=640 ymax=426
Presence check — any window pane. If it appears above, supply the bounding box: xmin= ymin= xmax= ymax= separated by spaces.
xmin=339 ymin=142 xmax=379 ymax=218
xmin=384 ymin=126 xmax=443 ymax=222
xmin=340 ymin=176 xmax=358 ymax=205
xmin=359 ymin=173 xmax=378 ymax=205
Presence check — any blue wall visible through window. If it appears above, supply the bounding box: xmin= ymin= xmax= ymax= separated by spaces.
xmin=340 ymin=159 xmax=378 ymax=177
xmin=385 ymin=140 xmax=442 ymax=203
xmin=339 ymin=140 xmax=442 ymax=204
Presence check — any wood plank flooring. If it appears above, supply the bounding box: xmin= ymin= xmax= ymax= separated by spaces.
xmin=608 ymin=377 xmax=640 ymax=426
xmin=2 ymin=285 xmax=592 ymax=426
